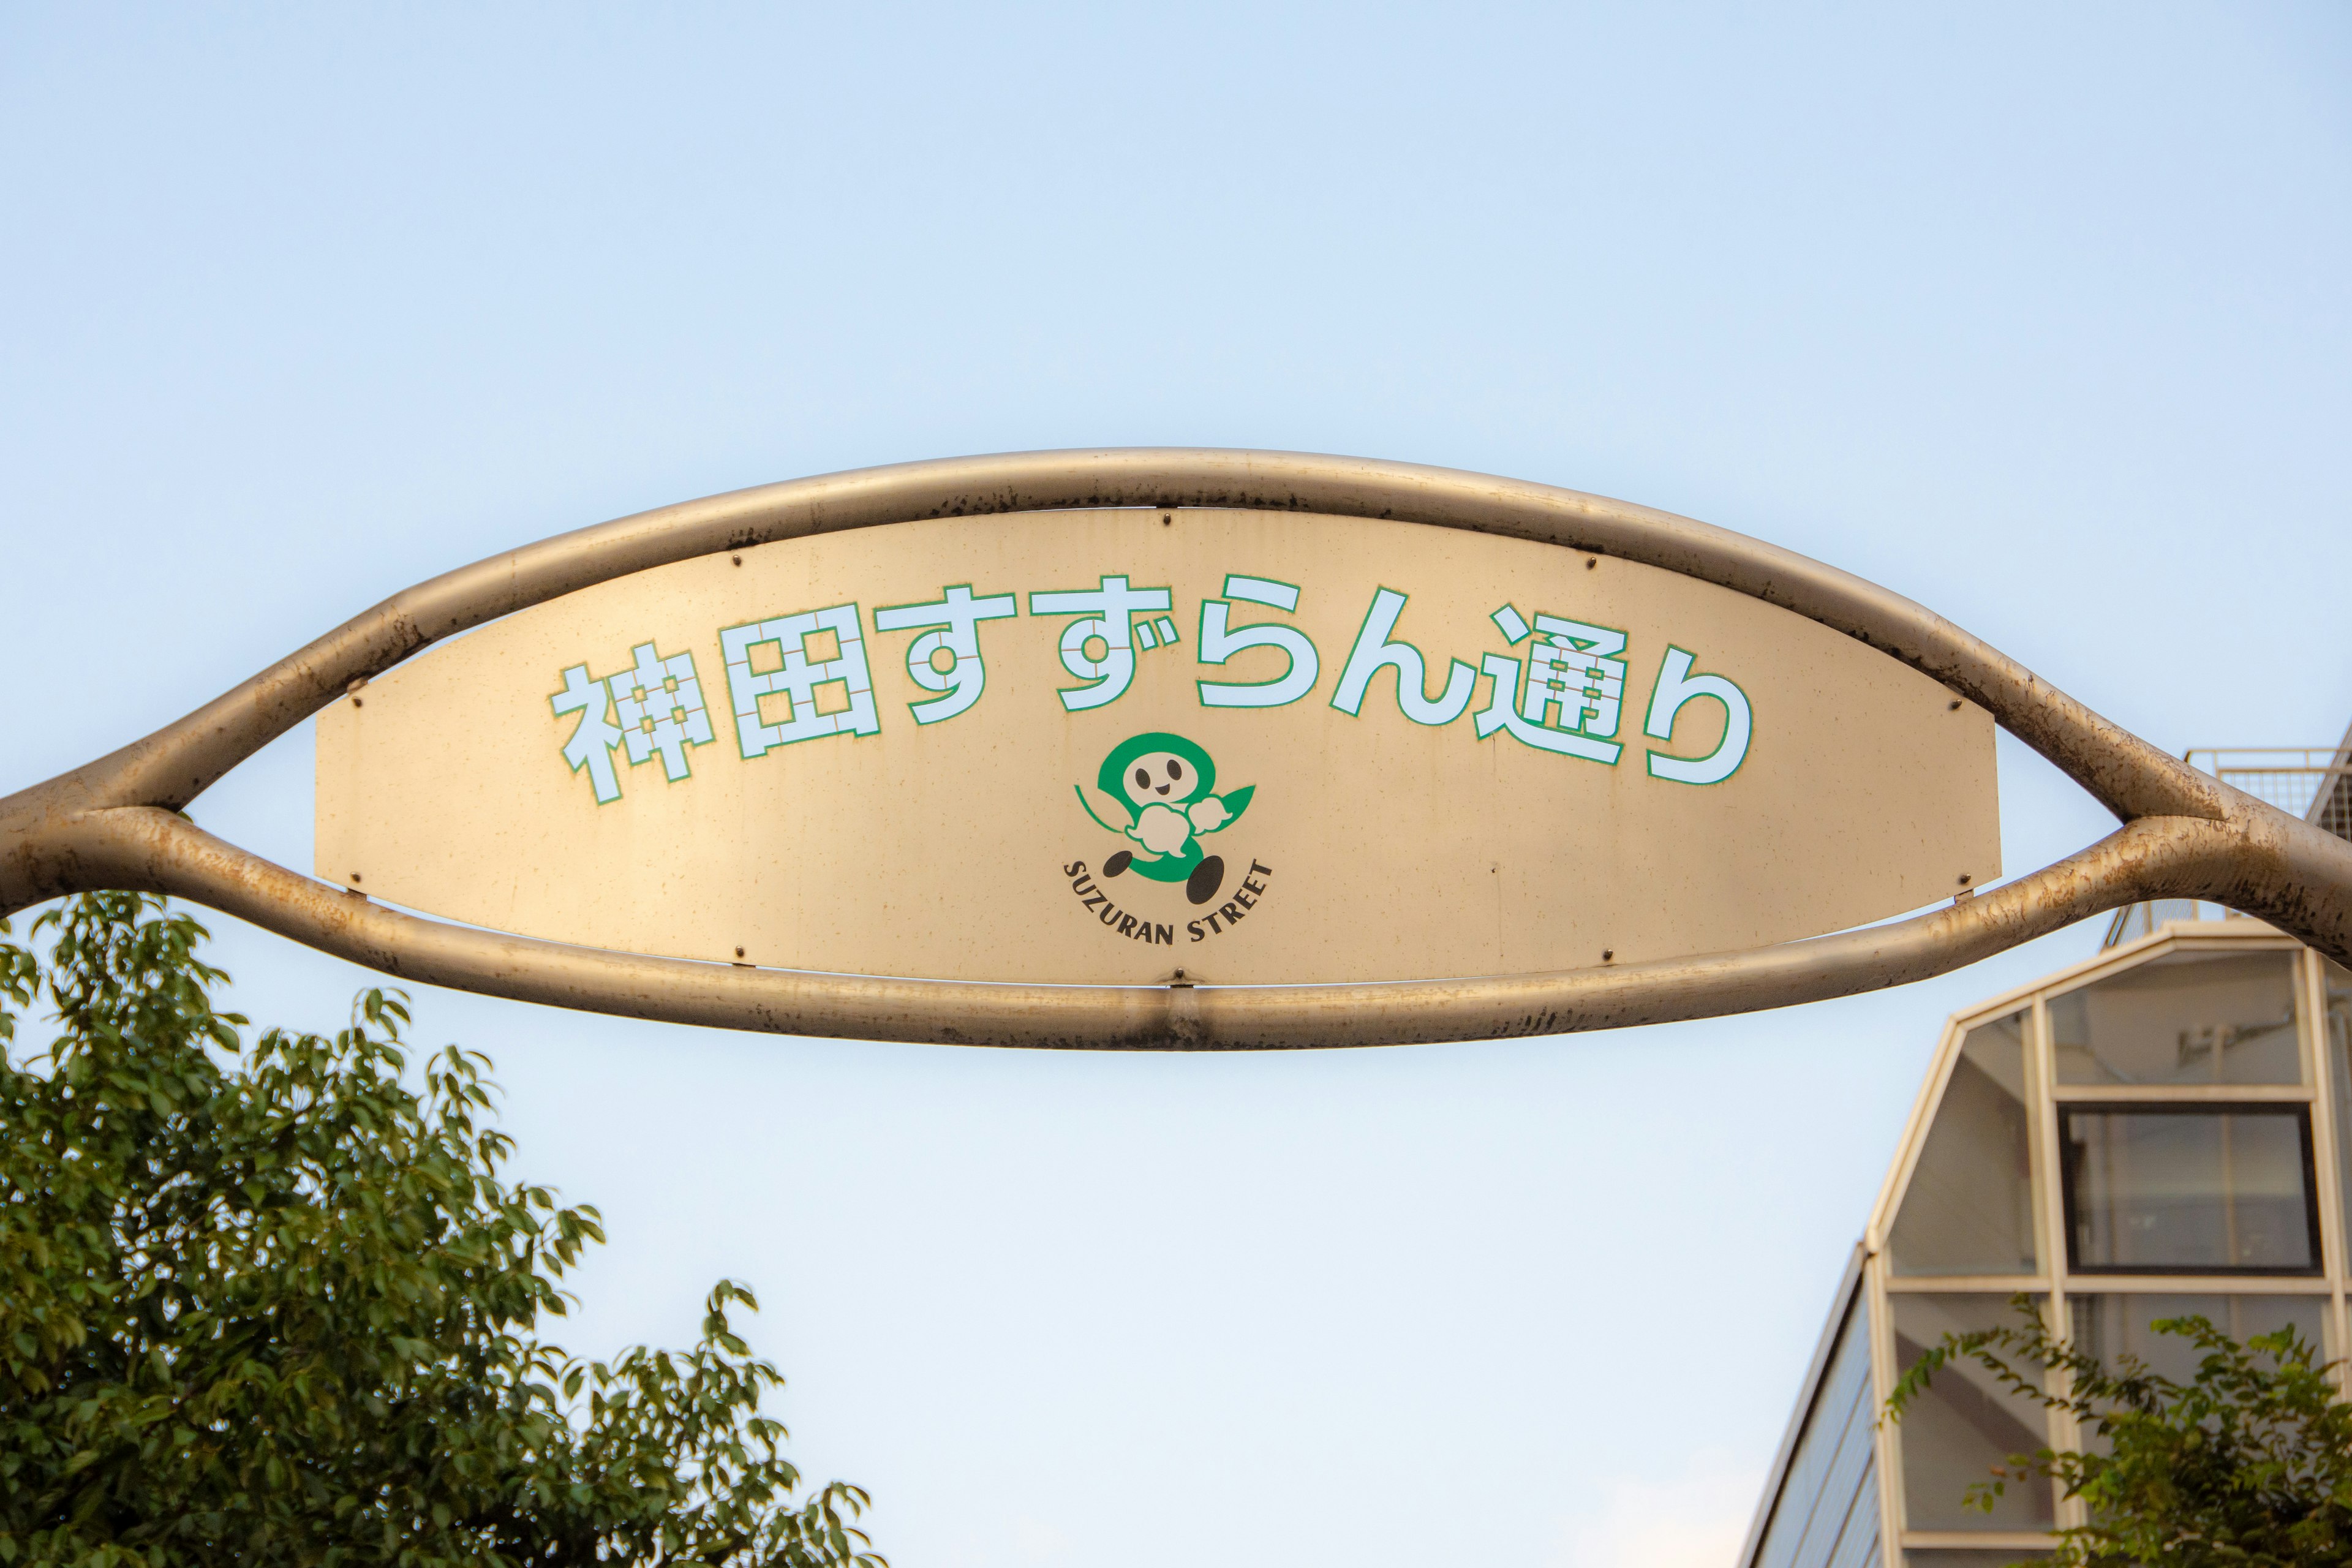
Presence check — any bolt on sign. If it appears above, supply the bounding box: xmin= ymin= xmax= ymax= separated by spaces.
xmin=315 ymin=506 xmax=1998 ymax=986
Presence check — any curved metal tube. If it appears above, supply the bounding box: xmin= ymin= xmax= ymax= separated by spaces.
xmin=4 ymin=449 xmax=2348 ymax=1048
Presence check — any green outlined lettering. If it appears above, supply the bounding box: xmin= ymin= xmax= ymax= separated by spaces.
xmin=1197 ymin=573 xmax=1319 ymax=709
xmin=1473 ymin=606 xmax=1626 ymax=764
xmin=1643 ymin=646 xmax=1752 ymax=785
xmin=872 ymin=584 xmax=1019 ymax=726
xmin=1028 ymin=575 xmax=1177 ymax=712
xmin=1329 ymin=587 xmax=1476 ymax=726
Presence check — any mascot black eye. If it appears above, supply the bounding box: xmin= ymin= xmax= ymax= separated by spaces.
xmin=1167 ymin=760 xmax=1183 ymax=780
xmin=1135 ymin=767 xmax=1152 ymax=788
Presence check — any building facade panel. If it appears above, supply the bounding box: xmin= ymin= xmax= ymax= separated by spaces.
xmin=1754 ymin=1292 xmax=1881 ymax=1568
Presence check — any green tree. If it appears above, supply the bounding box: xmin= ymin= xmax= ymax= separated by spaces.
xmin=1888 ymin=1294 xmax=2352 ymax=1567
xmin=0 ymin=893 xmax=883 ymax=1568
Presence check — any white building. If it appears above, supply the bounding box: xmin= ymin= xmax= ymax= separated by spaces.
xmin=1739 ymin=736 xmax=2352 ymax=1568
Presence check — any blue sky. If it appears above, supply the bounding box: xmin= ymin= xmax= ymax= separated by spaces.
xmin=4 ymin=6 xmax=2350 ymax=1565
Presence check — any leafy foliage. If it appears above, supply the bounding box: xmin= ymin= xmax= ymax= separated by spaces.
xmin=0 ymin=893 xmax=882 ymax=1568
xmin=1887 ymin=1292 xmax=2352 ymax=1567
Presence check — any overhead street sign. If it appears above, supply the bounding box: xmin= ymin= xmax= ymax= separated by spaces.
xmin=2 ymin=450 xmax=2346 ymax=1048
xmin=316 ymin=507 xmax=1997 ymax=986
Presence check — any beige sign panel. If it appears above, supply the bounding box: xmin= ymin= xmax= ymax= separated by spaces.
xmin=315 ymin=508 xmax=1999 ymax=986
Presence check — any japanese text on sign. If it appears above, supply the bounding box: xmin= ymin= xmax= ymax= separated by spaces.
xmin=551 ymin=572 xmax=1752 ymax=804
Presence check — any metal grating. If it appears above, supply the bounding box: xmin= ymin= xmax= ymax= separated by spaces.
xmin=2184 ymin=748 xmax=2352 ymax=824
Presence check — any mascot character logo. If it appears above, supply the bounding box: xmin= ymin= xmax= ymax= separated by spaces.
xmin=1076 ymin=731 xmax=1255 ymax=907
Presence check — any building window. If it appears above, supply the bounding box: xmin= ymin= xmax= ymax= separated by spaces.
xmin=1889 ymin=1012 xmax=2037 ymax=1276
xmin=2049 ymin=950 xmax=2302 ymax=1087
xmin=1890 ymin=1295 xmax=2056 ymax=1533
xmin=2069 ymin=1293 xmax=2329 ymax=1390
xmin=2061 ymin=1107 xmax=2320 ymax=1274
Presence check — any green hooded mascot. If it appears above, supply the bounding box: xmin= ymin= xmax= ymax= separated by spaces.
xmin=1077 ymin=731 xmax=1254 ymax=906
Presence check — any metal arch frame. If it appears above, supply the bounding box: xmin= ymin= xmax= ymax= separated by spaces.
xmin=4 ymin=448 xmax=2350 ymax=1050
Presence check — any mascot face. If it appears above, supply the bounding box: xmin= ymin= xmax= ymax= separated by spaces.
xmin=1096 ymin=731 xmax=1218 ymax=816
xmin=1122 ymin=750 xmax=1199 ymax=807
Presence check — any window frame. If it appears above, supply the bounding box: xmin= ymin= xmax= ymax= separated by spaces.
xmin=2058 ymin=1101 xmax=2324 ymax=1278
